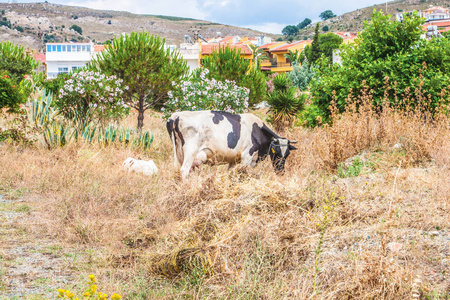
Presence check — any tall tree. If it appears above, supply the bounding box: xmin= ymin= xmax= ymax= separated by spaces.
xmin=282 ymin=25 xmax=299 ymax=36
xmin=303 ymin=30 xmax=343 ymax=65
xmin=309 ymin=23 xmax=321 ymax=63
xmin=201 ymin=46 xmax=267 ymax=107
xmin=319 ymin=10 xmax=336 ymax=20
xmin=89 ymin=31 xmax=188 ymax=129
xmin=297 ymin=18 xmax=312 ymax=30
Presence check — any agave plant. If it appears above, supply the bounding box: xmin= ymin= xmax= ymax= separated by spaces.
xmin=267 ymin=73 xmax=304 ymax=131
xmin=133 ymin=130 xmax=154 ymax=151
xmin=42 ymin=120 xmax=70 ymax=149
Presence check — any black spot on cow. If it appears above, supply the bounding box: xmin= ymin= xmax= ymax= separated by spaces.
xmin=211 ymin=111 xmax=241 ymax=149
xmin=249 ymin=123 xmax=276 ymax=161
xmin=166 ymin=118 xmax=174 ymax=141
xmin=212 ymin=111 xmax=224 ymax=124
xmin=174 ymin=116 xmax=185 ymax=146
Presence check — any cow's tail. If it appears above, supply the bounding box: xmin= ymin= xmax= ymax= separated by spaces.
xmin=166 ymin=117 xmax=178 ymax=168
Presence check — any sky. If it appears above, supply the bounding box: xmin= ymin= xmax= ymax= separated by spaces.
xmin=14 ymin=0 xmax=389 ymax=34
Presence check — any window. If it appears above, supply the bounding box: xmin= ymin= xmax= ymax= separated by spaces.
xmin=52 ymin=45 xmax=57 ymax=52
xmin=86 ymin=45 xmax=91 ymax=52
xmin=62 ymin=45 xmax=66 ymax=51
xmin=72 ymin=66 xmax=81 ymax=71
xmin=67 ymin=45 xmax=71 ymax=52
xmin=58 ymin=67 xmax=69 ymax=74
xmin=82 ymin=45 xmax=86 ymax=51
xmin=47 ymin=45 xmax=51 ymax=52
xmin=57 ymin=45 xmax=62 ymax=52
xmin=77 ymin=45 xmax=81 ymax=52
xmin=72 ymin=45 xmax=76 ymax=52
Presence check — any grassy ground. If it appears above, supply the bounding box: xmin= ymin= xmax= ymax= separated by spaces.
xmin=0 ymin=102 xmax=449 ymax=299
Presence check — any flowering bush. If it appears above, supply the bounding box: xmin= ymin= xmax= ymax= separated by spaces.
xmin=163 ymin=69 xmax=249 ymax=118
xmin=56 ymin=70 xmax=129 ymax=126
xmin=0 ymin=73 xmax=25 ymax=113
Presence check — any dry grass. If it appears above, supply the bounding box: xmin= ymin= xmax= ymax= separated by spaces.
xmin=0 ymin=98 xmax=449 ymax=299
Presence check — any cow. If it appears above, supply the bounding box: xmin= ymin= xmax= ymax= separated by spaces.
xmin=166 ymin=110 xmax=297 ymax=180
xmin=122 ymin=157 xmax=158 ymax=176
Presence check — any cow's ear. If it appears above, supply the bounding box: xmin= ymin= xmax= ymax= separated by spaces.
xmin=289 ymin=144 xmax=297 ymax=150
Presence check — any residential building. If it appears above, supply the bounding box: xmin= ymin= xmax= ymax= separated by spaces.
xmin=45 ymin=42 xmax=102 ymax=78
xmin=178 ymin=43 xmax=201 ymax=73
xmin=423 ymin=6 xmax=450 ymax=21
xmin=262 ymin=40 xmax=312 ymax=73
xmin=333 ymin=32 xmax=358 ymax=44
xmin=258 ymin=42 xmax=286 ymax=71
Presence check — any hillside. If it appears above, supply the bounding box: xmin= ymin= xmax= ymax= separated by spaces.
xmin=0 ymin=2 xmax=272 ymax=50
xmin=298 ymin=0 xmax=450 ymax=38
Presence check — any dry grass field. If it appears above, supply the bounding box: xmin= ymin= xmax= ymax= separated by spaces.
xmin=0 ymin=99 xmax=449 ymax=299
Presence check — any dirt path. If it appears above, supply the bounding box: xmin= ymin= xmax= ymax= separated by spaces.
xmin=0 ymin=194 xmax=76 ymax=299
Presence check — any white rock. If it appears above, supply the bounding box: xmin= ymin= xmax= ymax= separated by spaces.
xmin=122 ymin=157 xmax=158 ymax=176
xmin=387 ymin=242 xmax=403 ymax=252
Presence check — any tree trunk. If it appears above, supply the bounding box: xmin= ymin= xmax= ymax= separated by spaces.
xmin=137 ymin=98 xmax=144 ymax=130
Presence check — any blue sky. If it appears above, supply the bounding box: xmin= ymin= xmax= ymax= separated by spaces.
xmin=13 ymin=0 xmax=389 ymax=33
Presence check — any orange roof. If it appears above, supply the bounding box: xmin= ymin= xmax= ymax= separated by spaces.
xmin=34 ymin=53 xmax=46 ymax=63
xmin=427 ymin=21 xmax=450 ymax=27
xmin=333 ymin=32 xmax=358 ymax=40
xmin=259 ymin=42 xmax=282 ymax=50
xmin=201 ymin=44 xmax=252 ymax=55
xmin=219 ymin=36 xmax=234 ymax=44
xmin=94 ymin=45 xmax=105 ymax=52
xmin=271 ymin=40 xmax=311 ymax=52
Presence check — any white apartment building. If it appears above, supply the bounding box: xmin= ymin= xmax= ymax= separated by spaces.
xmin=178 ymin=43 xmax=201 ymax=73
xmin=45 ymin=42 xmax=101 ymax=78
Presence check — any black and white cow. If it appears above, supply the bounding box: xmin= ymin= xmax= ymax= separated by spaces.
xmin=166 ymin=111 xmax=297 ymax=180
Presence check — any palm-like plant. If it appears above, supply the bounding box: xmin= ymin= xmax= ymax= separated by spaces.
xmin=284 ymin=49 xmax=302 ymax=65
xmin=267 ymin=73 xmax=304 ymax=131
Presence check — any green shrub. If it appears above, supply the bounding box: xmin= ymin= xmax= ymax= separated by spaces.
xmin=309 ymin=11 xmax=450 ymax=121
xmin=266 ymin=73 xmax=304 ymax=130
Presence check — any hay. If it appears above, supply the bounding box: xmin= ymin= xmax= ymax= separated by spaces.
xmin=148 ymin=247 xmax=213 ymax=278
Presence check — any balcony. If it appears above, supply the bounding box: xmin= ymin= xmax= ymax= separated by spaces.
xmin=271 ymin=62 xmax=292 ymax=68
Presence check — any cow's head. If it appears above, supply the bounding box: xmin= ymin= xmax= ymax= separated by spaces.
xmin=269 ymin=137 xmax=297 ymax=173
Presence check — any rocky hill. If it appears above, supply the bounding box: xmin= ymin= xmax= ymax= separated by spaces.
xmin=0 ymin=2 xmax=272 ymax=51
xmin=299 ymin=0 xmax=450 ymax=38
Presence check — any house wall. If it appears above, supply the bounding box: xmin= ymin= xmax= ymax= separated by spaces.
xmin=45 ymin=43 xmax=96 ymax=78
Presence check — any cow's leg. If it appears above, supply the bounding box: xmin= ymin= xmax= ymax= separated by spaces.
xmin=180 ymin=145 xmax=199 ymax=181
xmin=241 ymin=152 xmax=257 ymax=167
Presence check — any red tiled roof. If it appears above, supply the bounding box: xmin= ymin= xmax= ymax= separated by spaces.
xmin=271 ymin=40 xmax=311 ymax=52
xmin=219 ymin=36 xmax=234 ymax=43
xmin=259 ymin=42 xmax=279 ymax=49
xmin=201 ymin=44 xmax=252 ymax=55
xmin=94 ymin=45 xmax=105 ymax=51
xmin=427 ymin=21 xmax=450 ymax=27
xmin=333 ymin=32 xmax=358 ymax=39
xmin=34 ymin=53 xmax=46 ymax=63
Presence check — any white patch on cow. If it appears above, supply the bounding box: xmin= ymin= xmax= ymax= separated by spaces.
xmin=122 ymin=157 xmax=158 ymax=176
xmin=279 ymin=139 xmax=289 ymax=157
